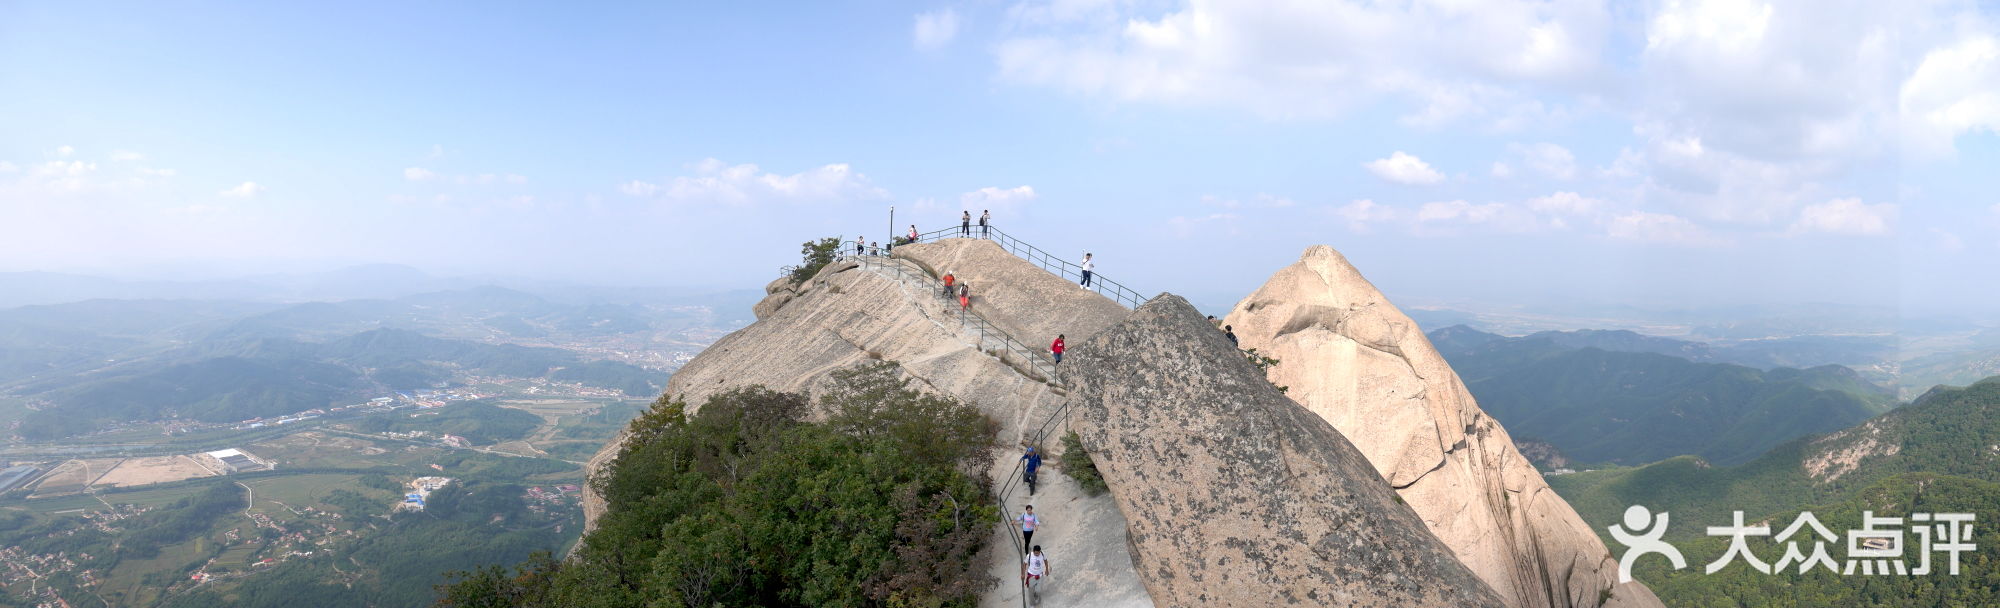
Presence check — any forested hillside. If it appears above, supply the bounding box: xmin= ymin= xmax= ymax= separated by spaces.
xmin=1432 ymin=326 xmax=1895 ymax=466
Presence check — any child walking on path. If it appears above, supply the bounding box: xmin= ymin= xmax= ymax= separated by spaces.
xmin=1050 ymin=334 xmax=1065 ymax=364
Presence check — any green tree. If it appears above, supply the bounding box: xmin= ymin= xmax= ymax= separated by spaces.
xmin=787 ymin=236 xmax=843 ymax=284
xmin=441 ymin=361 xmax=998 ymax=607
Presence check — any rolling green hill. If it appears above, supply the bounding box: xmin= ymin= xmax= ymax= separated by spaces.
xmin=1548 ymin=378 xmax=2000 ymax=607
xmin=1548 ymin=377 xmax=2000 ymax=538
xmin=1431 ymin=326 xmax=1895 ymax=466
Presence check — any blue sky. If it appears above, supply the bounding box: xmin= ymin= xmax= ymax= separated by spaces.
xmin=3 ymin=1 xmax=1997 ymax=317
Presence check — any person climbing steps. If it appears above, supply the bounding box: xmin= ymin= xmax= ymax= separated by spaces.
xmin=1050 ymin=334 xmax=1065 ymax=364
xmin=1021 ymin=446 xmax=1043 ymax=494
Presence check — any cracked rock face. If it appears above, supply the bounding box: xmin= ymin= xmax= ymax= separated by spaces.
xmin=1068 ymin=294 xmax=1507 ymax=608
xmin=1225 ymin=245 xmax=1662 ymax=608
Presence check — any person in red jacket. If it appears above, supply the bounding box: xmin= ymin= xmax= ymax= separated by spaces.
xmin=1050 ymin=334 xmax=1065 ymax=364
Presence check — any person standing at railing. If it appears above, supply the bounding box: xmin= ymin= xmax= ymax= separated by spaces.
xmin=869 ymin=241 xmax=879 ymax=256
xmin=855 ymin=236 xmax=865 ymax=257
xmin=961 ymin=210 xmax=972 ymax=236
xmin=908 ymin=224 xmax=919 ymax=244
xmin=1079 ymin=253 xmax=1095 ymax=288
xmin=980 ymin=209 xmax=990 ymax=237
xmin=1050 ymin=334 xmax=1065 ymax=364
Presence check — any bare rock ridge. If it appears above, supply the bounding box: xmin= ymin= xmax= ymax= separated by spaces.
xmin=1224 ymin=245 xmax=1663 ymax=608
xmin=584 ymin=238 xmax=1149 ymax=608
xmin=1067 ymin=294 xmax=1508 ymax=607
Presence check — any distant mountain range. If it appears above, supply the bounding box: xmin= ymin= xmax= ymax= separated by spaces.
xmin=1431 ymin=325 xmax=1897 ymax=467
xmin=0 ymin=286 xmax=733 ymax=440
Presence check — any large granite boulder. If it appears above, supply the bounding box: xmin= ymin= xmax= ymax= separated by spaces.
xmin=1224 ymin=245 xmax=1662 ymax=608
xmin=1068 ymin=294 xmax=1508 ymax=608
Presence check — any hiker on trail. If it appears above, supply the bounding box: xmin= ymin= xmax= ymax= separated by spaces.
xmin=1017 ymin=505 xmax=1040 ymax=551
xmin=1079 ymin=253 xmax=1095 ymax=288
xmin=961 ymin=210 xmax=972 ymax=236
xmin=980 ymin=210 xmax=991 ymax=236
xmin=908 ymin=224 xmax=919 ymax=244
xmin=1208 ymin=315 xmax=1223 ymax=328
xmin=1224 ymin=325 xmax=1238 ymax=347
xmin=855 ymin=236 xmax=865 ymax=256
xmin=1051 ymin=334 xmax=1065 ymax=364
xmin=869 ymin=241 xmax=879 ymax=256
xmin=958 ymin=282 xmax=971 ymax=310
xmin=1022 ymin=545 xmax=1050 ymax=599
xmin=941 ymin=271 xmax=956 ymax=299
xmin=1022 ymin=445 xmax=1043 ymax=489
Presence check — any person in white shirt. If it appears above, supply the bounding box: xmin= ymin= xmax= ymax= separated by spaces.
xmin=1017 ymin=505 xmax=1040 ymax=551
xmin=979 ymin=210 xmax=991 ymax=237
xmin=1021 ymin=545 xmax=1050 ymax=600
xmin=1078 ymin=253 xmax=1095 ymax=288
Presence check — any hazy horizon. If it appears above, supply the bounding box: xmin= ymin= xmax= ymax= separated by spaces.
xmin=5 ymin=2 xmax=1997 ymax=317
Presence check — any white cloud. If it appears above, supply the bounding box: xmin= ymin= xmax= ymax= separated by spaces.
xmin=1930 ymin=228 xmax=1965 ymax=252
xmin=1527 ymin=191 xmax=1602 ymax=215
xmin=0 ymin=161 xmax=16 ymax=173
xmin=405 ymin=167 xmax=525 ymax=185
xmin=1490 ymin=162 xmax=1515 ymax=178
xmin=1203 ymin=193 xmax=1295 ymax=209
xmin=1418 ymin=200 xmax=1503 ymax=223
xmin=1166 ymin=212 xmax=1239 ymax=238
xmin=1332 ymin=199 xmax=1398 ymax=232
xmin=109 ymin=150 xmax=144 ymax=162
xmin=219 ymin=181 xmax=265 ymax=198
xmin=1606 ymin=211 xmax=1719 ymax=246
xmin=427 ymin=144 xmax=446 ymax=160
xmin=624 ymin=158 xmax=889 ymax=204
xmin=620 ymin=180 xmax=660 ymax=197
xmin=994 ymin=0 xmax=1611 ymax=126
xmin=1505 ymin=142 xmax=1576 ymax=179
xmin=960 ymin=185 xmax=1038 ymax=212
xmin=56 ymin=145 xmax=74 ymax=157
xmin=1363 ymin=151 xmax=1445 ymax=185
xmin=137 ymin=167 xmax=177 ymax=177
xmin=1786 ymin=198 xmax=1896 ymax=236
xmin=914 ymin=8 xmax=961 ymax=51
xmin=1901 ymin=34 xmax=2000 ymax=158
xmin=1414 ymin=200 xmax=1549 ymax=234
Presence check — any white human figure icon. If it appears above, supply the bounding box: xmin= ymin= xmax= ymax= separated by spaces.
xmin=1607 ymin=505 xmax=1687 ymax=583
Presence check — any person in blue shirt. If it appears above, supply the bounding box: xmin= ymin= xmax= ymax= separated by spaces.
xmin=1021 ymin=446 xmax=1043 ymax=493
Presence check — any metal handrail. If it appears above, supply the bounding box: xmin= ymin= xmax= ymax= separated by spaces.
xmin=904 ymin=224 xmax=1148 ymax=309
xmin=838 ymin=237 xmax=1089 ymax=607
